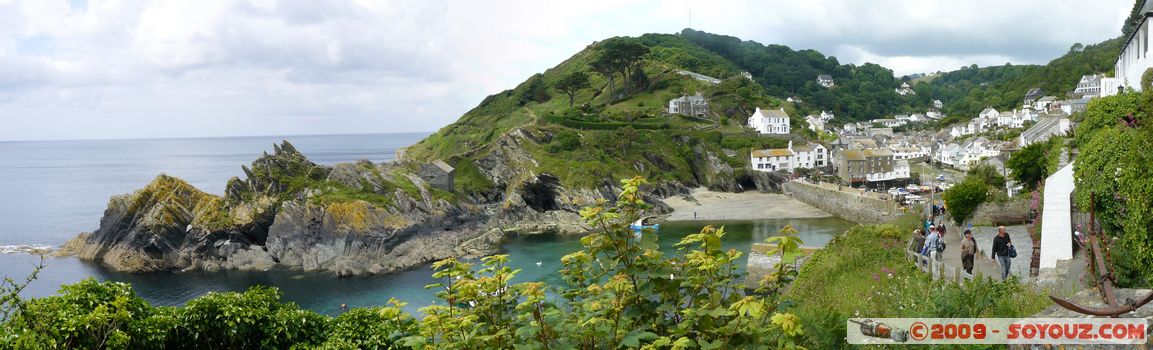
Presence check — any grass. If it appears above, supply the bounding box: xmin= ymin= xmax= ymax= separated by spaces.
xmin=785 ymin=215 xmax=1052 ymax=349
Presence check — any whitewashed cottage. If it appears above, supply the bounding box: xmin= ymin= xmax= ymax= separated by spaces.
xmin=748 ymin=107 xmax=791 ymax=135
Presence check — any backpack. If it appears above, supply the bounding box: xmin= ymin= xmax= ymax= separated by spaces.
xmin=937 ymin=241 xmax=946 ymax=253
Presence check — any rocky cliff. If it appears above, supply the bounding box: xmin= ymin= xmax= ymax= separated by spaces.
xmin=64 ymin=138 xmax=782 ymax=276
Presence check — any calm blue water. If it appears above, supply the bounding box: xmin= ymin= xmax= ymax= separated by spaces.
xmin=0 ymin=134 xmax=856 ymax=315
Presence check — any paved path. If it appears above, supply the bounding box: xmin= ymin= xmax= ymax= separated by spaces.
xmin=923 ymin=217 xmax=1034 ymax=281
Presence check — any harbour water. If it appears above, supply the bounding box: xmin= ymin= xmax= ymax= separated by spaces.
xmin=0 ymin=134 xmax=855 ymax=315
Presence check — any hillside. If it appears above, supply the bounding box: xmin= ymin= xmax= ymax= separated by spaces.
xmin=404 ymin=29 xmax=1124 ymax=200
xmin=404 ymin=33 xmax=806 ymax=197
xmin=923 ymin=37 xmax=1123 ymax=120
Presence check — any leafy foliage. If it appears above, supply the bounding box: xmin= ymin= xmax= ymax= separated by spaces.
xmin=1005 ymin=140 xmax=1052 ymax=191
xmin=943 ymin=177 xmax=990 ymax=226
xmin=1074 ymin=92 xmax=1153 ymax=287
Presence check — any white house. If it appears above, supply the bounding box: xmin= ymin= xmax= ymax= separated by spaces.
xmin=820 ymin=110 xmax=835 ymax=121
xmin=748 ymin=107 xmax=791 ymax=135
xmin=751 ymin=148 xmax=794 ymax=172
xmin=1110 ymin=1 xmax=1153 ymax=95
xmin=979 ymin=107 xmax=999 ymax=120
xmin=933 ymin=100 xmax=944 ymax=110
xmin=1035 ymin=96 xmax=1058 ymax=111
xmin=896 ymin=82 xmax=916 ymax=95
xmin=751 ymin=141 xmax=828 ymax=172
xmin=1074 ymin=74 xmax=1103 ymax=97
xmin=817 ymin=75 xmax=835 ymax=88
xmin=805 ymin=115 xmax=826 ymax=132
xmin=891 ymin=145 xmax=931 ymax=160
xmin=668 ymin=93 xmax=709 ymax=118
xmin=874 ymin=118 xmax=905 ymax=128
xmin=791 ymin=141 xmax=829 ymax=168
xmin=936 ymin=143 xmax=962 ymax=166
xmin=893 ymin=159 xmax=911 ymax=180
xmin=926 ymin=110 xmax=943 ymax=120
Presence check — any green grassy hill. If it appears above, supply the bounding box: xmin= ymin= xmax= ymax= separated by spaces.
xmin=404 ymin=33 xmax=809 ymax=194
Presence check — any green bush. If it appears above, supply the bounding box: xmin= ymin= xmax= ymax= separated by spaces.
xmin=943 ymin=177 xmax=990 ymax=226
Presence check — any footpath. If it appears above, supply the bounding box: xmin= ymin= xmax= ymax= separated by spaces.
xmin=916 ymin=216 xmax=1033 ymax=281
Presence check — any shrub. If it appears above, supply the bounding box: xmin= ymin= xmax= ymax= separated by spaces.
xmin=943 ymin=177 xmax=989 ymax=226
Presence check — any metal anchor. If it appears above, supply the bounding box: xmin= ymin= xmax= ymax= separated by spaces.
xmin=1049 ymin=196 xmax=1153 ymax=317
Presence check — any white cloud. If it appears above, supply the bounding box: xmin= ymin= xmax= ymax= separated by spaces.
xmin=0 ymin=0 xmax=1136 ymax=140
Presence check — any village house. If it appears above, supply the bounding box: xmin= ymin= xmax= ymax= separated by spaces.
xmin=895 ymin=82 xmax=916 ymax=95
xmin=890 ymin=145 xmax=931 ymax=161
xmin=1074 ymin=74 xmax=1103 ymax=97
xmin=750 ymin=148 xmax=793 ymax=172
xmin=750 ymin=141 xmax=828 ymax=172
xmin=805 ymin=115 xmax=826 ymax=132
xmin=933 ymin=99 xmax=944 ymax=110
xmin=817 ymin=74 xmax=835 ymax=88
xmin=835 ymin=149 xmax=907 ymax=184
xmin=1107 ymin=0 xmax=1153 ymax=95
xmin=747 ymin=107 xmax=791 ymax=135
xmin=791 ymin=141 xmax=829 ymax=168
xmin=979 ymin=107 xmax=999 ymax=120
xmin=419 ymin=159 xmax=455 ymax=192
xmin=668 ymin=93 xmax=709 ymax=118
xmin=1034 ymin=96 xmax=1058 ymax=111
xmin=873 ymin=118 xmax=905 ymax=128
xmin=1023 ymin=88 xmax=1044 ymax=105
xmin=1059 ymin=96 xmax=1093 ymax=115
xmin=926 ymin=109 xmax=943 ymax=120
xmin=741 ymin=71 xmax=754 ymax=80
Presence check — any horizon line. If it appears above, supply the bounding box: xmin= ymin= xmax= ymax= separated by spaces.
xmin=0 ymin=131 xmax=436 ymax=143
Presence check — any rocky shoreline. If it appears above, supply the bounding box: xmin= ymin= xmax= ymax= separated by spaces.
xmin=60 ymin=134 xmax=786 ymax=276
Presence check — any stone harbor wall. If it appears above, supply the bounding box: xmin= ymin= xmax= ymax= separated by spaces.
xmin=782 ymin=181 xmax=901 ymax=224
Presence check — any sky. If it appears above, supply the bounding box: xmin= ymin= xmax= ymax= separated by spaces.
xmin=0 ymin=0 xmax=1134 ymax=141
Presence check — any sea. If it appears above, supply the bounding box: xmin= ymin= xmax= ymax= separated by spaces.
xmin=0 ymin=133 xmax=856 ymax=315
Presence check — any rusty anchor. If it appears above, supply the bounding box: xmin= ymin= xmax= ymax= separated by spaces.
xmin=1049 ymin=196 xmax=1153 ymax=317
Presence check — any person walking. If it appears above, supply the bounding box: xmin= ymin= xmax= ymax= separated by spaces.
xmin=925 ymin=226 xmax=941 ymax=261
xmin=991 ymin=226 xmax=1013 ymax=280
xmin=960 ymin=229 xmax=976 ymax=275
xmin=911 ymin=229 xmax=926 ymax=254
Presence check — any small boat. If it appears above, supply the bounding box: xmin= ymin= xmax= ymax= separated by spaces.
xmin=630 ymin=217 xmax=660 ymax=237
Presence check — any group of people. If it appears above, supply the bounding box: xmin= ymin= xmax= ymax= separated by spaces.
xmin=910 ymin=221 xmax=1016 ymax=281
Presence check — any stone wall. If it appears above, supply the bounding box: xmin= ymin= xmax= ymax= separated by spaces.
xmin=782 ymin=181 xmax=901 ymax=224
xmin=969 ymin=196 xmax=1030 ymax=226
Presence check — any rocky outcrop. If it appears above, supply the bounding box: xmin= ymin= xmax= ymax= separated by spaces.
xmin=66 ymin=131 xmax=782 ymax=275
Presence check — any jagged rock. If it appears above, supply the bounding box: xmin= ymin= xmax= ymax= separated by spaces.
xmin=65 ymin=129 xmax=773 ymax=276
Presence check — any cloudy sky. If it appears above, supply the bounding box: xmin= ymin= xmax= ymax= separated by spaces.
xmin=0 ymin=0 xmax=1132 ymax=141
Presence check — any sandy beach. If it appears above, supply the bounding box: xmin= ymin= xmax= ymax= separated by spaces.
xmin=664 ymin=187 xmax=833 ymax=221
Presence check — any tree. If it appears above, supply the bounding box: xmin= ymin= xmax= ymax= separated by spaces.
xmin=554 ymin=71 xmax=591 ymax=107
xmin=943 ymin=178 xmax=989 ymax=226
xmin=1123 ymin=0 xmax=1146 ymax=37
xmin=966 ymin=164 xmax=1006 ymax=190
xmin=590 ymin=54 xmax=617 ymax=102
xmin=1005 ymin=141 xmax=1049 ymax=191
